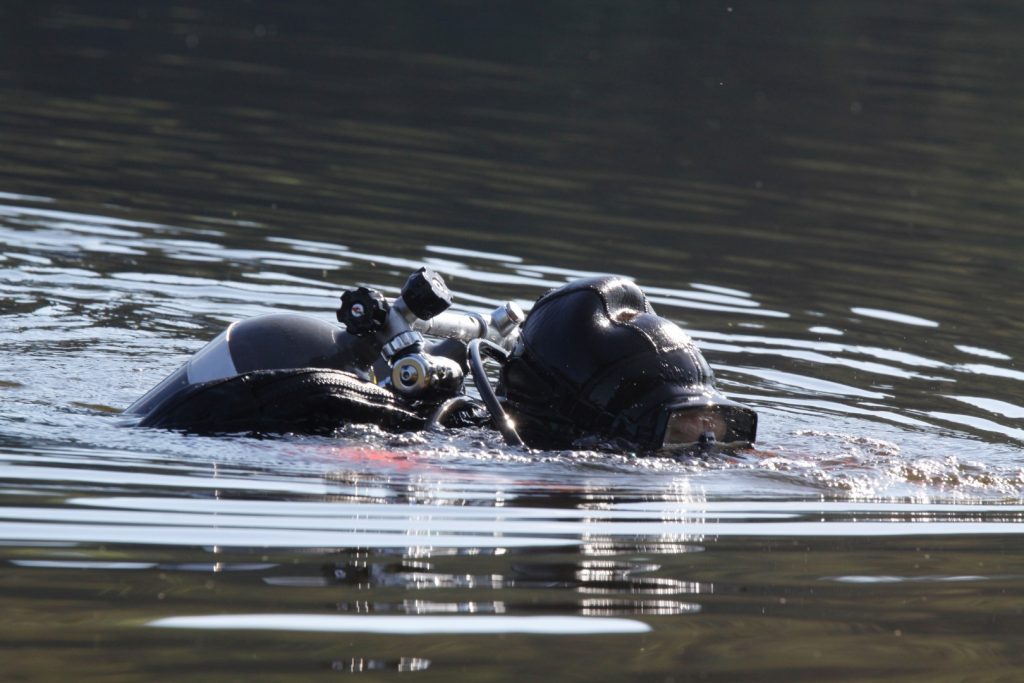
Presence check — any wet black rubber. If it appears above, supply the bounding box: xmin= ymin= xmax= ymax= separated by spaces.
xmin=137 ymin=368 xmax=425 ymax=435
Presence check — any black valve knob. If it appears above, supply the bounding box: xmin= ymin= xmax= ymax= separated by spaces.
xmin=337 ymin=286 xmax=389 ymax=335
xmin=401 ymin=267 xmax=452 ymax=320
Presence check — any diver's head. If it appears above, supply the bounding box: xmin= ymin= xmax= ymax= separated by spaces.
xmin=499 ymin=276 xmax=757 ymax=453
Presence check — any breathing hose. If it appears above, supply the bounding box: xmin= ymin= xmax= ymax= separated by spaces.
xmin=467 ymin=338 xmax=524 ymax=447
xmin=427 ymin=395 xmax=476 ymax=431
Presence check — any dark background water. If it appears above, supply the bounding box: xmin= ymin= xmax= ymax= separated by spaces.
xmin=2 ymin=1 xmax=1023 ymax=681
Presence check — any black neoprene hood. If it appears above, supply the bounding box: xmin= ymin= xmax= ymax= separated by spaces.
xmin=499 ymin=276 xmax=757 ymax=451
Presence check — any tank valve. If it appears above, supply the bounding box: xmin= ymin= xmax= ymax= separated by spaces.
xmin=400 ymin=267 xmax=452 ymax=320
xmin=337 ymin=286 xmax=390 ymax=336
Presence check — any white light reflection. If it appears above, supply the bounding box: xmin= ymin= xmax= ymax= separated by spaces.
xmin=850 ymin=307 xmax=939 ymax=328
xmin=10 ymin=560 xmax=156 ymax=570
xmin=330 ymin=657 xmax=430 ymax=673
xmin=425 ymin=244 xmax=523 ymax=263
xmin=148 ymin=614 xmax=652 ymax=634
xmin=945 ymin=395 xmax=1024 ymax=420
xmin=580 ymin=599 xmax=700 ymax=616
xmin=400 ymin=600 xmax=506 ymax=615
xmin=826 ymin=574 xmax=1012 ymax=584
xmin=954 ymin=345 xmax=1011 ymax=361
xmin=928 ymin=411 xmax=1024 ymax=442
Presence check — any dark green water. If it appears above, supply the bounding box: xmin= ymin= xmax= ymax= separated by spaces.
xmin=2 ymin=1 xmax=1023 ymax=680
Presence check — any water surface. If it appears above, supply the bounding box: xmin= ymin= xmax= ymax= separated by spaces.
xmin=2 ymin=1 xmax=1023 ymax=681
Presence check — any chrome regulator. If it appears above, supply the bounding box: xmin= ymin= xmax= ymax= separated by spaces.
xmin=337 ymin=267 xmax=524 ymax=402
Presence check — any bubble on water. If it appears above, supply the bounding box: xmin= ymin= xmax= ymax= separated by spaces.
xmin=739 ymin=429 xmax=1024 ymax=501
xmin=792 ymin=430 xmax=901 ymax=456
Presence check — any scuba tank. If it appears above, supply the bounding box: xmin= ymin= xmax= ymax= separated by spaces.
xmin=125 ymin=267 xmax=524 ymax=436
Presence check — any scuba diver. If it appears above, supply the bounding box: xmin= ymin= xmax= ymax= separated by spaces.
xmin=125 ymin=267 xmax=757 ymax=455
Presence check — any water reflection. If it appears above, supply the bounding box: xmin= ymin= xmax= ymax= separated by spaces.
xmin=850 ymin=307 xmax=940 ymax=328
xmin=5 ymin=484 xmax=1024 ymax=673
xmin=5 ymin=0 xmax=1024 ymax=679
xmin=258 ymin=554 xmax=709 ymax=618
xmin=331 ymin=657 xmax=431 ymax=674
xmin=149 ymin=613 xmax=652 ymax=634
xmin=826 ymin=574 xmax=1024 ymax=584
